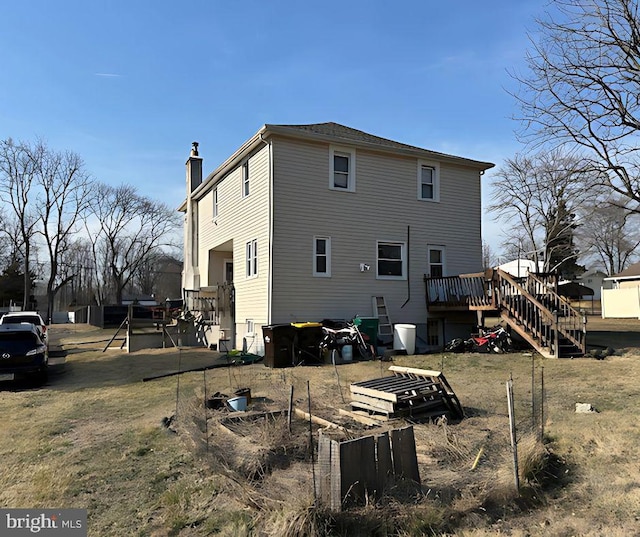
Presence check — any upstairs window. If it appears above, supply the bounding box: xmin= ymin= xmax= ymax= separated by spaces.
xmin=330 ymin=146 xmax=356 ymax=191
xmin=313 ymin=236 xmax=331 ymax=277
xmin=428 ymin=246 xmax=445 ymax=277
xmin=242 ymin=161 xmax=250 ymax=198
xmin=246 ymin=239 xmax=257 ymax=278
xmin=213 ymin=189 xmax=218 ymax=219
xmin=418 ymin=160 xmax=440 ymax=201
xmin=377 ymin=241 xmax=406 ymax=279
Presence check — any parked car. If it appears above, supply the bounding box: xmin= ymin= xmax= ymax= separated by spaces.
xmin=0 ymin=311 xmax=47 ymax=341
xmin=0 ymin=323 xmax=48 ymax=383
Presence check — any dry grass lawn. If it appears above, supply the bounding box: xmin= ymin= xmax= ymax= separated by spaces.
xmin=1 ymin=317 xmax=640 ymax=536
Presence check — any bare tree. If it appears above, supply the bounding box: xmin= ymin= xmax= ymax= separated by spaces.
xmin=515 ymin=0 xmax=640 ymax=212
xmin=482 ymin=240 xmax=499 ymax=269
xmin=0 ymin=139 xmax=39 ymax=309
xmin=86 ymin=184 xmax=182 ymax=305
xmin=577 ymin=199 xmax=640 ymax=274
xmin=57 ymin=239 xmax=99 ymax=309
xmin=500 ymin=232 xmax=537 ymax=265
xmin=488 ymin=150 xmax=594 ymax=271
xmin=35 ymin=145 xmax=94 ymax=321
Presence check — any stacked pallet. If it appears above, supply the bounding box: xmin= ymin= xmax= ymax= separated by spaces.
xmin=350 ymin=366 xmax=464 ymax=420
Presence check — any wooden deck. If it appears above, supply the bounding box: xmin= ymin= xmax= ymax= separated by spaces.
xmin=425 ymin=269 xmax=587 ymax=358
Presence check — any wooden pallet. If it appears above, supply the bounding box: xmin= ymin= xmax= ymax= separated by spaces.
xmin=350 ymin=366 xmax=464 ymax=420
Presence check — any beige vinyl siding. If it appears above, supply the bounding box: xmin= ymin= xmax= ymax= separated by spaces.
xmin=197 ymin=143 xmax=271 ymax=325
xmin=270 ymin=136 xmax=482 ymax=325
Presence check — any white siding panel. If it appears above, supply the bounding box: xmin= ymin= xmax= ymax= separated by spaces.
xmin=196 ymin=144 xmax=271 ymax=325
xmin=270 ymin=137 xmax=483 ymax=326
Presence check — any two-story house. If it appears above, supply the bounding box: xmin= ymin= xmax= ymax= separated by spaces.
xmin=179 ymin=123 xmax=494 ymax=354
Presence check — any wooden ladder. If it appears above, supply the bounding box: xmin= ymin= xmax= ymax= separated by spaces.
xmin=372 ymin=296 xmax=393 ymax=339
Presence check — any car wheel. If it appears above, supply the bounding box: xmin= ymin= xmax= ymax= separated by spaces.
xmin=31 ymin=368 xmax=48 ymax=386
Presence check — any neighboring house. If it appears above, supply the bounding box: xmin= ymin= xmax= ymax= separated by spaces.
xmin=575 ymin=269 xmax=607 ymax=300
xmin=496 ymin=259 xmax=544 ymax=279
xmin=601 ymin=262 xmax=640 ymax=319
xmin=179 ymin=122 xmax=494 ymax=353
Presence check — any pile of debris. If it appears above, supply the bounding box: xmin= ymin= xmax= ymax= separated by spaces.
xmin=349 ymin=366 xmax=464 ymax=421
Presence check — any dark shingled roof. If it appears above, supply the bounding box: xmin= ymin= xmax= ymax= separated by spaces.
xmin=557 ymin=282 xmax=595 ymax=298
xmin=266 ymin=122 xmax=494 ymax=168
xmin=611 ymin=261 xmax=640 ymax=279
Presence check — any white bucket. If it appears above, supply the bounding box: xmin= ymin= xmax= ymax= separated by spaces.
xmin=227 ymin=396 xmax=247 ymax=411
xmin=393 ymin=324 xmax=416 ymax=355
xmin=341 ymin=344 xmax=353 ymax=362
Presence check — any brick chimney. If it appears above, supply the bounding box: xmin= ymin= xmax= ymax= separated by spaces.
xmin=186 ymin=141 xmax=202 ymax=192
xmin=183 ymin=142 xmax=202 ymax=292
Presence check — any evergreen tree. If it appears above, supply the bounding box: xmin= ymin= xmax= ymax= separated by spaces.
xmin=545 ymin=199 xmax=584 ymax=279
xmin=0 ymin=260 xmax=36 ymax=308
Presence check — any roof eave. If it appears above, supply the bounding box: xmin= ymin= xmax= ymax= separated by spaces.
xmin=177 ymin=122 xmax=495 ymax=211
xmin=604 ymin=274 xmax=640 ymax=281
xmin=264 ymin=124 xmax=495 ymax=171
xmin=179 ymin=125 xmax=270 ymax=207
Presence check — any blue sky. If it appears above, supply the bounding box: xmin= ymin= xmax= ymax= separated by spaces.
xmin=0 ymin=0 xmax=549 ymax=253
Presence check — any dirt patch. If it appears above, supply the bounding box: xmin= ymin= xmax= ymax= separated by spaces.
xmin=1 ymin=320 xmax=639 ymax=536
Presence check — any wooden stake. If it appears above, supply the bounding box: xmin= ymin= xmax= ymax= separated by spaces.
xmin=540 ymin=366 xmax=545 ymax=443
xmin=471 ymin=447 xmax=484 ymax=470
xmin=203 ymin=369 xmax=209 ymax=454
xmin=288 ymin=385 xmax=294 ymax=432
xmin=332 ymin=350 xmax=345 ymax=403
xmin=531 ymin=354 xmax=535 ymax=430
xmin=506 ymin=379 xmax=520 ymax=493
xmin=175 ymin=347 xmax=182 ymax=421
xmin=307 ymin=380 xmax=317 ymax=504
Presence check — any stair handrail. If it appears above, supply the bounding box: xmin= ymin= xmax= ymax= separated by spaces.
xmin=527 ymin=273 xmax=586 ymax=354
xmin=494 ymin=269 xmax=557 ymax=352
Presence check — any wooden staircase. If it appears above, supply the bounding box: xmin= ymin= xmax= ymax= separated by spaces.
xmin=425 ymin=269 xmax=587 ymax=358
xmin=495 ymin=270 xmax=585 ymax=358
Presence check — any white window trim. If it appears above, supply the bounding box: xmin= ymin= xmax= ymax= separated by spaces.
xmin=313 ymin=236 xmax=331 ymax=277
xmin=376 ymin=240 xmax=407 ymax=280
xmin=329 ymin=145 xmax=356 ymax=192
xmin=212 ymin=188 xmax=218 ymax=220
xmin=417 ymin=160 xmax=440 ymax=202
xmin=246 ymin=239 xmax=258 ymax=278
xmin=246 ymin=319 xmax=254 ymax=335
xmin=242 ymin=160 xmax=250 ymax=198
xmin=427 ymin=245 xmax=446 ymax=277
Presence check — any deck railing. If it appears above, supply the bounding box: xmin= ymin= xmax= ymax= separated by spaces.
xmin=425 ymin=269 xmax=586 ymax=357
xmin=424 ymin=272 xmax=496 ymax=310
xmin=183 ymin=283 xmax=234 ymax=324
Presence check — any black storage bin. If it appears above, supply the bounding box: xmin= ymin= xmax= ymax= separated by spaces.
xmin=262 ymin=324 xmax=297 ymax=368
xmin=292 ymin=323 xmax=324 ymax=365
